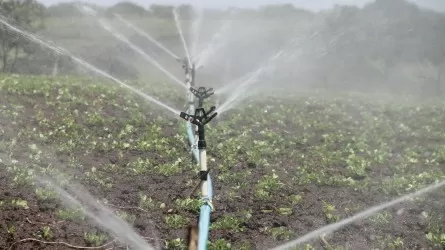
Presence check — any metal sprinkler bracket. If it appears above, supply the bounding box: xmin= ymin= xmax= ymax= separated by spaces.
xmin=180 ymin=105 xmax=217 ymax=192
xmin=190 ymin=86 xmax=214 ymax=108
xmin=177 ymin=57 xmax=195 ymax=86
xmin=180 ymin=106 xmax=217 ymax=132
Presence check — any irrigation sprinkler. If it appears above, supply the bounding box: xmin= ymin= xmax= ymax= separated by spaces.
xmin=190 ymin=86 xmax=214 ymax=108
xmin=179 ymin=106 xmax=218 ymax=250
xmin=177 ymin=54 xmax=217 ymax=249
xmin=184 ymin=58 xmax=196 ymax=115
xmin=177 ymin=56 xmax=199 ymax=161
xmin=190 ymin=86 xmax=215 ymax=155
xmin=178 ymin=57 xmax=212 ymax=163
xmin=177 ymin=57 xmax=196 ymax=86
xmin=177 ymin=56 xmax=195 ymax=114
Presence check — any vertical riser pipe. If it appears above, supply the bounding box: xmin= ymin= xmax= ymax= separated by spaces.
xmin=180 ymin=58 xmax=214 ymax=250
xmin=200 ymin=150 xmax=208 ymax=196
xmin=185 ymin=68 xmax=199 ymax=163
xmin=198 ymin=175 xmax=212 ymax=250
xmin=186 ymin=122 xmax=199 ymax=163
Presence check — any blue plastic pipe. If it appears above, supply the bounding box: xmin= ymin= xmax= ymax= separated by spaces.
xmin=186 ymin=121 xmax=199 ymax=163
xmin=198 ymin=175 xmax=213 ymax=250
xmin=185 ymin=118 xmax=212 ymax=250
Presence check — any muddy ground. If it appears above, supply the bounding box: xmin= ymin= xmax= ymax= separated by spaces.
xmin=0 ymin=80 xmax=444 ymax=250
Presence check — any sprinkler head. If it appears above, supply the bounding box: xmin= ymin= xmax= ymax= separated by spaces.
xmin=179 ymin=106 xmax=217 ymax=127
xmin=190 ymin=86 xmax=214 ymax=108
xmin=179 ymin=57 xmax=195 ymax=72
xmin=190 ymin=86 xmax=214 ymax=100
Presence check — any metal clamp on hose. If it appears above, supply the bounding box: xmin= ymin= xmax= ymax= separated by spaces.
xmin=199 ymin=169 xmax=210 ymax=181
xmin=201 ymin=196 xmax=214 ymax=212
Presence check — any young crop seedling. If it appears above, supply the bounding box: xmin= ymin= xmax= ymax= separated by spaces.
xmin=165 ymin=214 xmax=189 ymax=229
xmin=266 ymin=226 xmax=294 ymax=241
xmin=208 ymin=239 xmax=232 ymax=249
xmin=84 ymin=231 xmax=107 ymax=246
xmin=7 ymin=225 xmax=16 ymax=237
xmin=10 ymin=199 xmax=29 ymax=209
xmin=165 ymin=238 xmax=186 ymax=249
xmin=322 ymin=201 xmax=340 ymax=223
xmin=211 ymin=214 xmax=246 ymax=232
xmin=139 ymin=193 xmax=157 ymax=210
xmin=40 ymin=226 xmax=53 ymax=240
xmin=35 ymin=187 xmax=58 ymax=201
xmin=116 ymin=210 xmax=136 ymax=225
xmin=255 ymin=171 xmax=284 ymax=200
xmin=174 ymin=197 xmax=205 ymax=213
xmin=56 ymin=208 xmax=86 ymax=221
xmin=369 ymin=211 xmax=393 ymax=226
xmin=426 ymin=219 xmax=445 ymax=247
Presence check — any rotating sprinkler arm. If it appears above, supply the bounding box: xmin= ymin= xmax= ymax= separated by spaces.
xmin=179 ymin=106 xmax=217 ymax=128
xmin=179 ymin=106 xmax=217 ymax=202
xmin=187 ymin=86 xmax=214 ymax=165
xmin=190 ymin=87 xmax=214 ymax=108
xmin=178 ymin=55 xmax=216 ymax=250
xmin=178 ymin=57 xmax=196 ymax=78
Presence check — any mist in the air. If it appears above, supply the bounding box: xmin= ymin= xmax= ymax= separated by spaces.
xmin=1 ymin=0 xmax=445 ymax=249
xmin=2 ymin=0 xmax=443 ymax=108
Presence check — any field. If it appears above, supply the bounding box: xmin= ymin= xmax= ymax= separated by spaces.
xmin=0 ymin=74 xmax=445 ymax=250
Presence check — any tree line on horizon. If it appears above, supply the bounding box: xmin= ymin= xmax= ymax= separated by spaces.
xmin=0 ymin=0 xmax=444 ymax=96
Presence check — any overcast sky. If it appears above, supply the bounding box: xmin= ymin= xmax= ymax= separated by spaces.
xmin=39 ymin=0 xmax=445 ymax=12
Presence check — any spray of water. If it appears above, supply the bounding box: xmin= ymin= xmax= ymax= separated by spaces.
xmin=78 ymin=5 xmax=97 ymax=15
xmin=216 ymin=47 xmax=286 ymax=97
xmin=216 ymin=45 xmax=294 ymax=115
xmin=97 ymin=19 xmax=186 ymax=88
xmin=77 ymin=6 xmax=185 ymax=89
xmin=195 ymin=18 xmax=233 ymax=69
xmin=216 ymin=69 xmax=265 ymax=115
xmin=215 ymin=14 xmax=343 ymax=115
xmin=173 ymin=7 xmax=192 ymax=66
xmin=190 ymin=5 xmax=204 ymax=59
xmin=216 ymin=29 xmax=327 ymax=115
xmin=0 ymin=16 xmax=181 ymax=116
xmin=271 ymin=180 xmax=445 ymax=250
xmin=114 ymin=14 xmax=180 ymax=61
xmin=217 ymin=28 xmax=320 ymax=95
xmin=36 ymin=176 xmax=154 ymax=250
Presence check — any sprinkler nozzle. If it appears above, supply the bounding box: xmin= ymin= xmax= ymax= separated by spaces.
xmin=179 ymin=57 xmax=195 ymax=73
xmin=180 ymin=111 xmax=198 ymax=124
xmin=207 ymin=106 xmax=216 ymax=114
xmin=179 ymin=106 xmax=217 ymax=127
xmin=190 ymin=87 xmax=214 ymax=107
xmin=206 ymin=112 xmax=217 ymax=124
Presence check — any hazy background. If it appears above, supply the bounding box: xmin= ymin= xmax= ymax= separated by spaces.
xmin=39 ymin=0 xmax=445 ymax=11
xmin=0 ymin=0 xmax=444 ymax=98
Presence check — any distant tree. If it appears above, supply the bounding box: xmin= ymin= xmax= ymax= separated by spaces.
xmin=47 ymin=2 xmax=105 ymax=18
xmin=39 ymin=41 xmax=139 ymax=79
xmin=87 ymin=42 xmax=139 ymax=79
xmin=259 ymin=4 xmax=312 ymax=19
xmin=46 ymin=2 xmax=82 ymax=17
xmin=149 ymin=4 xmax=174 ymax=19
xmin=0 ymin=0 xmax=46 ymax=72
xmin=305 ymin=0 xmax=445 ymax=95
xmin=106 ymin=2 xmax=150 ymax=17
xmin=420 ymin=12 xmax=445 ymax=95
xmin=175 ymin=4 xmax=193 ymax=20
